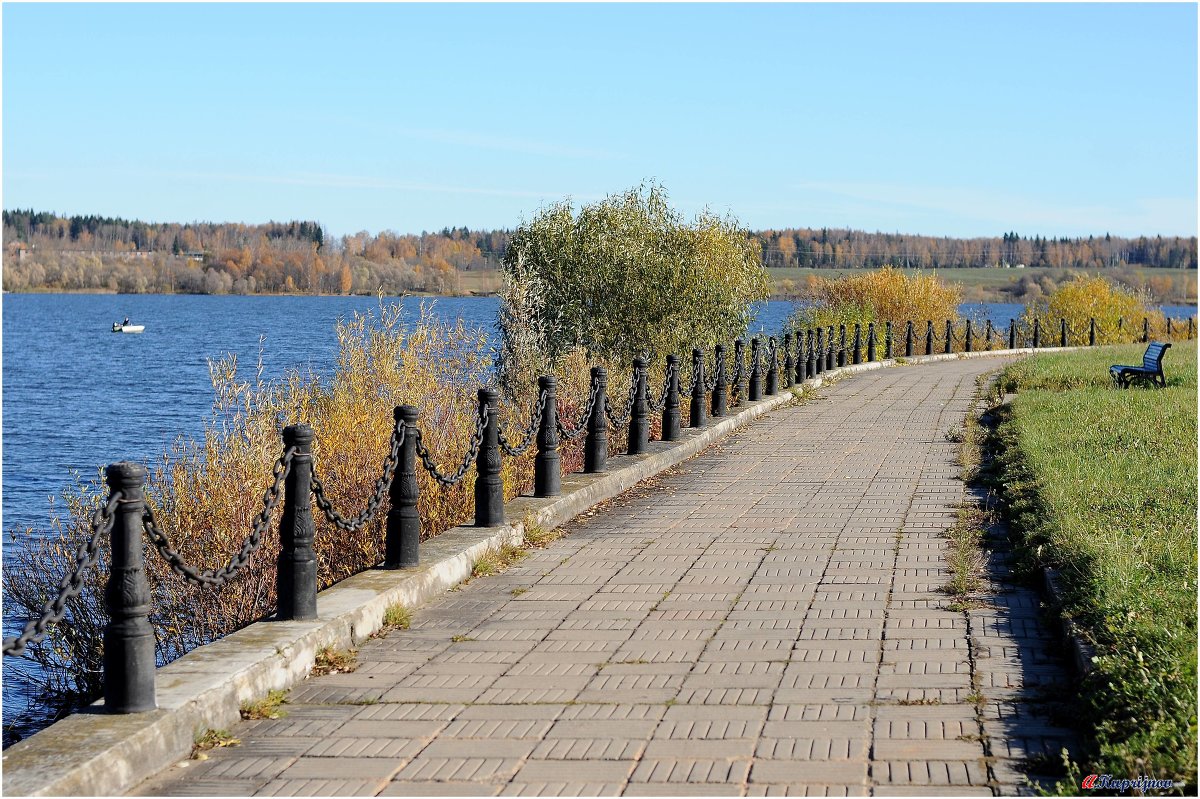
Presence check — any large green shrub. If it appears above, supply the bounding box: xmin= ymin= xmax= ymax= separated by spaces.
xmin=498 ymin=183 xmax=768 ymax=392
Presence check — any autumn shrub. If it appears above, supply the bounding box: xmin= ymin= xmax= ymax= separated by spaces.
xmin=1019 ymin=274 xmax=1175 ymax=344
xmin=789 ymin=266 xmax=962 ymax=331
xmin=2 ymin=299 xmax=539 ymax=742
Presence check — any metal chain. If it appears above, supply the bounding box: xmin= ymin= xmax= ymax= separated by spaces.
xmin=703 ymin=349 xmax=724 ymax=391
xmin=604 ymin=375 xmax=638 ymax=428
xmin=729 ymin=351 xmax=744 ymax=401
xmin=647 ymin=361 xmax=677 ymax=413
xmin=498 ymin=390 xmax=547 ymax=457
xmin=415 ymin=407 xmax=487 ymax=486
xmin=557 ymin=381 xmax=599 ymax=441
xmin=3 ymin=492 xmax=122 ymax=657
xmin=312 ymin=421 xmax=406 ymax=532
xmin=145 ymin=448 xmax=296 ymax=587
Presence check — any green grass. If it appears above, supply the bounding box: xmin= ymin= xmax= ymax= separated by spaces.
xmin=995 ymin=341 xmax=1197 ymax=791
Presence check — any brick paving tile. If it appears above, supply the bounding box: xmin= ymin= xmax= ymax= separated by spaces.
xmin=128 ymin=358 xmax=1086 ymax=797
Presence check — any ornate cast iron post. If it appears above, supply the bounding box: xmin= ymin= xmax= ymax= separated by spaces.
xmin=278 ymin=424 xmax=317 ymax=621
xmin=662 ymin=355 xmax=681 ymax=441
xmin=628 ymin=357 xmax=649 ymax=455
xmin=782 ymin=333 xmax=794 ymax=388
xmin=690 ymin=348 xmax=706 ymax=428
xmin=765 ymin=338 xmax=778 ymax=395
xmin=104 ymin=462 xmax=156 ymax=713
xmin=748 ymin=339 xmax=761 ymax=401
xmin=711 ymin=345 xmax=727 ymax=418
xmin=474 ymin=389 xmax=504 ymax=526
xmin=534 ymin=377 xmax=560 ymax=497
xmin=386 ymin=406 xmax=420 ymax=568
xmin=585 ymin=367 xmax=609 ymax=472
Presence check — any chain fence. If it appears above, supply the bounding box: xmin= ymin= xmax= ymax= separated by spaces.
xmin=2 ymin=493 xmax=123 ymax=657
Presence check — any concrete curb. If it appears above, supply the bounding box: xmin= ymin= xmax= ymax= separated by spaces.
xmin=2 ymin=346 xmax=1053 ymax=797
xmin=1042 ymin=569 xmax=1099 ymax=678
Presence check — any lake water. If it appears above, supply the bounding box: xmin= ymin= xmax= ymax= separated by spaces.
xmin=1 ymin=293 xmax=1194 ymax=732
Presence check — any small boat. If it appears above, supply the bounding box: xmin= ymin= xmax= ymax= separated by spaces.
xmin=112 ymin=321 xmax=145 ymax=333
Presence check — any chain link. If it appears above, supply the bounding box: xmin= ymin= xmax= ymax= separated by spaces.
xmin=415 ymin=406 xmax=487 ymax=486
xmin=3 ymin=492 xmax=122 ymax=657
xmin=557 ymin=381 xmax=599 ymax=441
xmin=498 ymin=390 xmax=547 ymax=457
xmin=703 ymin=349 xmax=723 ymax=391
xmin=647 ymin=361 xmax=677 ymax=413
xmin=604 ymin=374 xmax=638 ymax=428
xmin=312 ymin=420 xmax=406 ymax=532
xmin=145 ymin=448 xmax=296 ymax=587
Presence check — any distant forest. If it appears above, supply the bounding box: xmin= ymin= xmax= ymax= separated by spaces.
xmin=2 ymin=209 xmax=1195 ymax=299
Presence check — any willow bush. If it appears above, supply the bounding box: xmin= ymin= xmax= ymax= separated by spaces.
xmin=3 ymin=300 xmax=538 ymax=743
xmin=497 ymin=182 xmax=769 ymax=402
xmin=789 ymin=266 xmax=962 ymax=331
xmin=1020 ymin=274 xmax=1177 ymax=344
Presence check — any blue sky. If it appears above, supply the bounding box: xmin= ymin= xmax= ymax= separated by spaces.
xmin=3 ymin=3 xmax=1196 ymax=239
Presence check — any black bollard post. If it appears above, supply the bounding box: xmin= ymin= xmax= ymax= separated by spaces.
xmin=884 ymin=321 xmax=892 ymax=359
xmin=852 ymin=323 xmax=862 ymax=365
xmin=985 ymin=320 xmax=993 ymax=350
xmin=732 ymin=340 xmax=745 ymax=407
xmin=690 ymin=349 xmax=706 ymax=428
xmin=474 ymin=389 xmax=504 ymax=526
xmin=925 ymin=321 xmax=934 ymax=355
xmin=1033 ymin=318 xmax=1041 ymax=348
xmin=534 ymin=378 xmax=560 ymax=497
xmin=585 ymin=367 xmax=608 ymax=473
xmin=837 ymin=325 xmax=847 ymax=367
xmin=386 ymin=406 xmax=421 ymax=568
xmin=965 ymin=320 xmax=973 ymax=353
xmin=1118 ymin=317 xmax=1124 ymax=339
xmin=628 ymin=357 xmax=649 ymax=455
xmin=905 ymin=321 xmax=914 ymax=357
xmin=104 ymin=462 xmax=156 ymax=713
xmin=748 ymin=338 xmax=762 ymax=401
xmin=867 ymin=323 xmax=876 ymax=362
xmin=1142 ymin=317 xmax=1149 ymax=343
xmin=278 ymin=425 xmax=317 ymax=621
xmin=814 ymin=328 xmax=824 ymax=375
xmin=797 ymin=331 xmax=808 ymax=383
xmin=825 ymin=326 xmax=835 ymax=371
xmin=1166 ymin=318 xmax=1172 ymax=339
xmin=766 ymin=339 xmax=778 ymax=395
xmin=1008 ymin=319 xmax=1017 ymax=349
xmin=1089 ymin=318 xmax=1096 ymax=347
xmin=782 ymin=333 xmax=794 ymax=389
xmin=711 ymin=345 xmax=728 ymax=418
xmin=944 ymin=320 xmax=952 ymax=354
xmin=662 ymin=355 xmax=681 ymax=441
xmin=1060 ymin=318 xmax=1068 ymax=347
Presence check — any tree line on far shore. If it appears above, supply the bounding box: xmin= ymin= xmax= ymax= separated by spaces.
xmin=2 ymin=209 xmax=1195 ymax=299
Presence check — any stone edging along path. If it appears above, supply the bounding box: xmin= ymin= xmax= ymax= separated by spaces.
xmin=2 ymin=346 xmax=1077 ymax=797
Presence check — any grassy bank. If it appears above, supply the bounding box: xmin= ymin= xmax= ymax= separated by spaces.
xmin=995 ymin=341 xmax=1197 ymax=791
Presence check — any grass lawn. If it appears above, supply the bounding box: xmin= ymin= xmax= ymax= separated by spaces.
xmin=996 ymin=341 xmax=1197 ymax=791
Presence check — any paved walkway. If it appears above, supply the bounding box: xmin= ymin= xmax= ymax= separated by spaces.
xmin=134 ymin=359 xmax=1076 ymax=797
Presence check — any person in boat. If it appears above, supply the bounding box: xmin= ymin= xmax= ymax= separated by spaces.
xmin=123 ymin=317 xmax=130 ymax=326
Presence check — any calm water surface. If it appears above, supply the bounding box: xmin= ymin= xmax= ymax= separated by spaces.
xmin=1 ymin=293 xmax=1193 ymax=730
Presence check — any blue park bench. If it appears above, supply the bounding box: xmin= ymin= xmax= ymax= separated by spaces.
xmin=1109 ymin=341 xmax=1171 ymax=389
